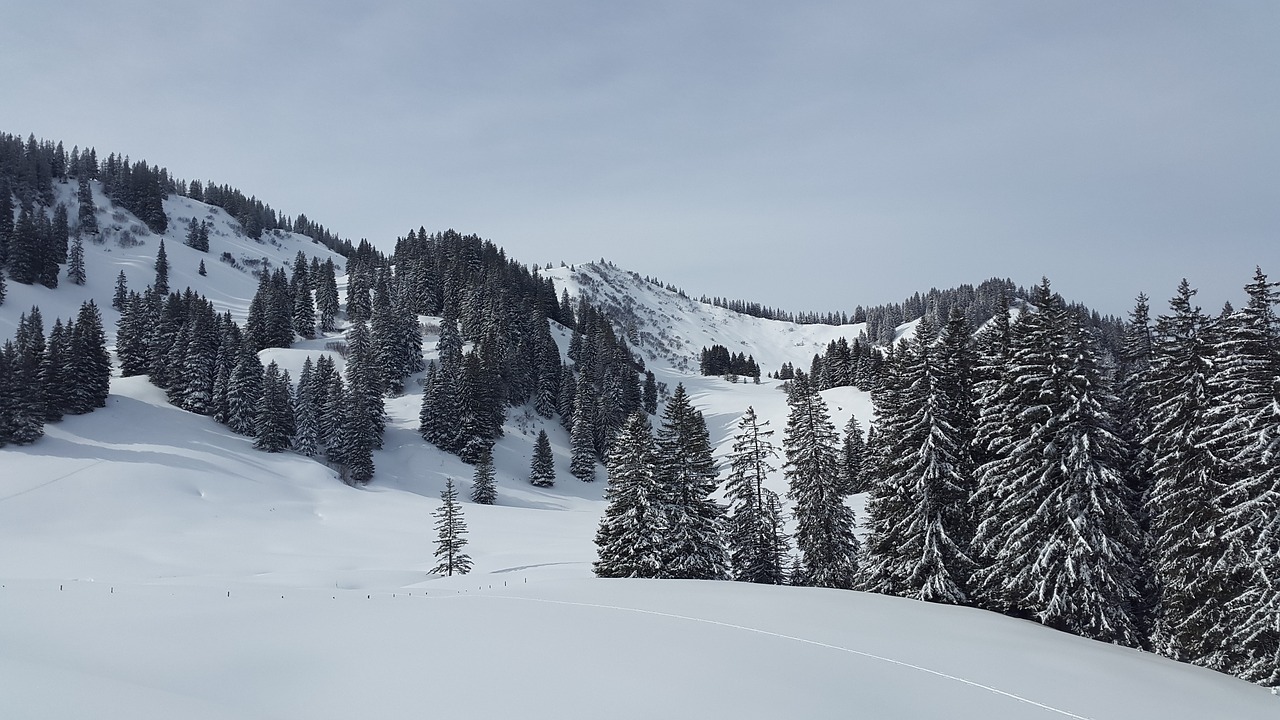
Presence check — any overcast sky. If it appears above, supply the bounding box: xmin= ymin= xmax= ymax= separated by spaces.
xmin=3 ymin=1 xmax=1275 ymax=316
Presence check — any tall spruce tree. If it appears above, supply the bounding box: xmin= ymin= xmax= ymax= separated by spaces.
xmin=1143 ymin=279 xmax=1236 ymax=670
xmin=254 ymin=361 xmax=294 ymax=452
xmin=971 ymin=280 xmax=1142 ymax=645
xmin=431 ymin=479 xmax=472 ymax=576
xmin=862 ymin=314 xmax=975 ymax=605
xmin=529 ymin=429 xmax=556 ymax=487
xmin=471 ymin=448 xmax=498 ymax=505
xmin=724 ymin=406 xmax=789 ymax=584
xmin=654 ymin=383 xmax=728 ymax=580
xmin=784 ymin=374 xmax=859 ymax=589
xmin=67 ymin=301 xmax=110 ymax=414
xmin=153 ymin=240 xmax=169 ymax=296
xmin=1207 ymin=268 xmax=1280 ymax=684
xmin=594 ymin=412 xmax=665 ymax=578
xmin=569 ymin=373 xmax=598 ymax=481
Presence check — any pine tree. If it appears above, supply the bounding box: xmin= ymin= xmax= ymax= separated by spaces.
xmin=471 ymin=448 xmax=497 ymax=504
xmin=432 ymin=479 xmax=472 ymax=576
xmin=198 ymin=259 xmax=206 ymax=276
xmin=66 ymin=301 xmax=111 ymax=414
xmin=839 ymin=415 xmax=866 ymax=494
xmin=1207 ymin=268 xmax=1280 ymax=683
xmin=971 ymin=280 xmax=1142 ymax=645
xmin=254 ymin=362 xmax=294 ymax=452
xmin=112 ymin=271 xmax=128 ymax=311
xmin=654 ymin=383 xmax=728 ymax=580
xmin=66 ymin=235 xmax=85 ymax=285
xmin=41 ymin=318 xmax=70 ymax=421
xmin=1142 ymin=280 xmax=1235 ymax=669
xmin=862 ymin=313 xmax=975 ymax=605
xmin=153 ymin=240 xmax=169 ymax=296
xmin=226 ymin=346 xmax=264 ymax=436
xmin=569 ymin=373 xmax=598 ymax=481
xmin=724 ymin=406 xmax=789 ymax=584
xmin=529 ymin=429 xmax=556 ymax=487
xmin=315 ymin=259 xmax=340 ymax=332
xmin=293 ymin=357 xmax=320 ymax=457
xmin=594 ymin=412 xmax=666 ymax=578
xmin=784 ymin=374 xmax=859 ymax=589
xmin=76 ymin=174 xmax=98 ymax=238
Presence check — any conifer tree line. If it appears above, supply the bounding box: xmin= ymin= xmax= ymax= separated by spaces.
xmin=402 ymin=228 xmax=648 ymax=472
xmin=0 ymin=302 xmax=111 ymax=447
xmin=698 ymin=344 xmax=760 ymax=380
xmin=595 ymin=374 xmax=862 ymax=586
xmin=858 ymin=271 xmax=1280 ymax=687
xmin=0 ymin=130 xmax=355 ymax=260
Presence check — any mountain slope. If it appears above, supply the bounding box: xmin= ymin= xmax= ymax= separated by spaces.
xmin=2 ymin=191 xmax=1276 ymax=717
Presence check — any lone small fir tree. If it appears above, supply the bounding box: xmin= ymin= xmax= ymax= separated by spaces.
xmin=432 ymin=478 xmax=472 ymax=576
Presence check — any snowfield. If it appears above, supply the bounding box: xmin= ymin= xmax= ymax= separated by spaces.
xmin=1 ymin=188 xmax=1277 ymax=718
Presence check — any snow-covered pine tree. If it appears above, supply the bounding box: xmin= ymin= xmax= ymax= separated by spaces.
xmin=569 ymin=373 xmax=598 ymax=482
xmin=67 ymin=301 xmax=110 ymax=414
xmin=153 ymin=239 xmax=169 ymax=296
xmin=66 ymin=235 xmax=85 ymax=285
xmin=784 ymin=373 xmax=859 ymax=589
xmin=471 ymin=448 xmax=498 ymax=504
xmin=864 ymin=312 xmax=976 ymax=604
xmin=40 ymin=318 xmax=70 ymax=422
xmin=293 ymin=357 xmax=319 ymax=458
xmin=292 ymin=257 xmax=316 ymax=340
xmin=1207 ymin=267 xmax=1280 ymax=684
xmin=594 ymin=411 xmax=665 ymax=578
xmin=529 ymin=429 xmax=556 ymax=487
xmin=226 ymin=346 xmax=264 ymax=437
xmin=254 ymin=362 xmax=294 ymax=452
xmin=654 ymin=383 xmax=728 ymax=580
xmin=335 ymin=322 xmax=383 ymax=484
xmin=724 ymin=406 xmax=789 ymax=584
xmin=971 ymin=279 xmax=1142 ymax=645
xmin=432 ymin=479 xmax=472 ymax=576
xmin=839 ymin=414 xmax=866 ymax=495
xmin=112 ymin=270 xmax=128 ymax=311
xmin=1143 ymin=279 xmax=1236 ymax=671
xmin=315 ymin=258 xmax=340 ymax=333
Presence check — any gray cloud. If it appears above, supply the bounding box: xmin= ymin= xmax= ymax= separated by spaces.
xmin=3 ymin=1 xmax=1275 ymax=316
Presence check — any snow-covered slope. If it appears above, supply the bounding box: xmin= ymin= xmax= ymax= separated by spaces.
xmin=2 ymin=199 xmax=1276 ymax=717
xmin=545 ymin=262 xmax=865 ymax=375
xmin=0 ymin=179 xmax=346 ymax=341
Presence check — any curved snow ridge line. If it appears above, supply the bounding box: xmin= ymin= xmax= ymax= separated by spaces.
xmin=484 ymin=593 xmax=1095 ymax=720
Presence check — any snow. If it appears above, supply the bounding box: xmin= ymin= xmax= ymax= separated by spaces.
xmin=1 ymin=197 xmax=1276 ymax=717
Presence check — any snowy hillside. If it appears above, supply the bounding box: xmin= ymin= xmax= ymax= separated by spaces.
xmin=0 ymin=179 xmax=347 ymax=341
xmin=545 ymin=262 xmax=866 ymax=375
xmin=2 ymin=193 xmax=1277 ymax=717
xmin=2 ymin=377 xmax=1277 ymax=718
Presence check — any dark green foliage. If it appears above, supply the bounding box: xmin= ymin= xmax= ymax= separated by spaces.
xmin=784 ymin=374 xmax=858 ymax=589
xmin=66 ymin=236 xmax=85 ymax=285
xmin=471 ymin=448 xmax=497 ymax=504
xmin=654 ymin=383 xmax=728 ymax=580
xmin=862 ymin=313 xmax=976 ymax=605
xmin=970 ymin=279 xmax=1142 ymax=645
xmin=594 ymin=412 xmax=665 ymax=578
xmin=254 ymin=362 xmax=294 ymax=453
xmin=153 ymin=240 xmax=169 ymax=296
xmin=529 ymin=429 xmax=556 ymax=487
xmin=432 ymin=479 xmax=472 ymax=576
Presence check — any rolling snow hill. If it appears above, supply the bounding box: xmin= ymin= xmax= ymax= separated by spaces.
xmin=1 ymin=189 xmax=1277 ymax=718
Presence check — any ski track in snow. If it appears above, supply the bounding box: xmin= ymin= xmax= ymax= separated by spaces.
xmin=484 ymin=594 xmax=1095 ymax=720
xmin=0 ymin=460 xmax=104 ymax=501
